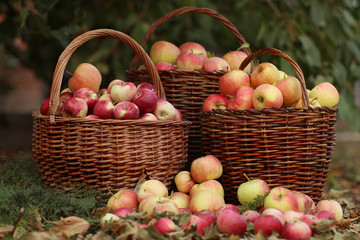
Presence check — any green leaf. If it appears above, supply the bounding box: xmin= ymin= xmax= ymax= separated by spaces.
xmin=298 ymin=35 xmax=322 ymax=67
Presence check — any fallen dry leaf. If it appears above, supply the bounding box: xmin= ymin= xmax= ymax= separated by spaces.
xmin=49 ymin=216 xmax=90 ymax=238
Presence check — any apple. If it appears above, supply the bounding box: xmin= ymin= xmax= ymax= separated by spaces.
xmin=111 ymin=82 xmax=137 ymax=103
xmin=189 ymin=190 xmax=225 ymax=213
xmin=222 ymin=50 xmax=251 ymax=73
xmin=100 ymin=213 xmax=120 ymax=228
xmin=309 ymin=97 xmax=322 ymax=107
xmin=60 ymin=97 xmax=88 ymax=118
xmin=180 ymin=214 xmax=210 ymax=236
xmin=254 ymin=214 xmax=283 ymax=237
xmin=281 ymin=221 xmax=312 ymax=240
xmin=301 ymin=214 xmax=320 ymax=235
xmin=179 ymin=42 xmax=207 ymax=60
xmin=279 ymin=70 xmax=288 ymax=80
xmin=252 ymin=83 xmax=284 ymax=109
xmin=154 ymin=217 xmax=179 ymax=234
xmin=149 ymin=40 xmax=180 ymax=64
xmin=169 ymin=192 xmax=190 ymax=209
xmin=61 ymin=87 xmax=71 ymax=94
xmin=216 ymin=208 xmax=247 ymax=236
xmin=85 ymin=114 xmax=100 ymax=119
xmin=136 ymin=82 xmax=156 ymax=92
xmin=58 ymin=92 xmax=73 ymax=110
xmin=218 ymin=70 xmax=250 ymax=96
xmin=202 ymin=57 xmax=230 ymax=72
xmin=250 ymin=62 xmax=280 ymax=88
xmin=179 ymin=208 xmax=191 ymax=214
xmin=132 ymin=88 xmax=158 ymax=114
xmin=140 ymin=113 xmax=158 ymax=120
xmin=98 ymin=88 xmax=108 ymax=96
xmin=113 ymin=207 xmax=133 ymax=218
xmin=98 ymin=93 xmax=113 ymax=102
xmin=73 ymin=87 xmax=99 ymax=110
xmin=242 ymin=210 xmax=261 ymax=223
xmin=176 ymin=51 xmax=205 ymax=70
xmin=309 ymin=82 xmax=339 ymax=107
xmin=314 ymin=210 xmax=336 ymax=226
xmin=174 ymin=108 xmax=183 ymax=120
xmin=93 ymin=99 xmax=115 ymax=119
xmin=174 ymin=171 xmax=196 ymax=193
xmin=195 ymin=210 xmax=217 ymax=225
xmin=107 ymin=79 xmax=125 ymax=93
xmin=216 ymin=204 xmax=239 ymax=218
xmin=155 ymin=62 xmax=177 ymax=71
xmin=283 ymin=210 xmax=304 ymax=223
xmin=237 ymin=178 xmax=270 ymax=208
xmin=138 ymin=196 xmax=179 ymax=220
xmin=190 ymin=155 xmax=223 ymax=183
xmin=292 ymin=191 xmax=315 ymax=214
xmin=228 ymin=86 xmax=254 ymax=110
xmin=202 ymin=94 xmax=228 ymax=111
xmin=68 ymin=63 xmax=102 ymax=93
xmin=274 ymin=76 xmax=302 ymax=107
xmin=40 ymin=97 xmax=50 ymax=115
xmin=261 ymin=208 xmax=286 ymax=226
xmin=106 ymin=188 xmax=138 ymax=211
xmin=315 ymin=199 xmax=343 ymax=222
xmin=264 ymin=187 xmax=298 ymax=212
xmin=137 ymin=179 xmax=168 ymax=203
xmin=189 ymin=180 xmax=224 ymax=198
xmin=153 ymin=99 xmax=178 ymax=121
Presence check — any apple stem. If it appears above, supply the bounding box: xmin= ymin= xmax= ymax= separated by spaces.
xmin=106 ymin=185 xmax=115 ymax=198
xmin=66 ymin=70 xmax=73 ymax=76
xmin=244 ymin=173 xmax=251 ymax=182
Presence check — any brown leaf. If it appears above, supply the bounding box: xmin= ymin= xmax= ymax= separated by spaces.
xmin=0 ymin=225 xmax=14 ymax=239
xmin=49 ymin=216 xmax=90 ymax=238
xmin=24 ymin=231 xmax=60 ymax=240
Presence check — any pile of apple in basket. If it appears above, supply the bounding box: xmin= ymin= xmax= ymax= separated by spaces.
xmin=99 ymin=155 xmax=343 ymax=239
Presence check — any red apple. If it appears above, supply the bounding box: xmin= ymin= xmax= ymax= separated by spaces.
xmin=133 ymin=88 xmax=158 ymax=114
xmin=179 ymin=42 xmax=207 ymax=58
xmin=136 ymin=82 xmax=156 ymax=92
xmin=106 ymin=188 xmax=138 ymax=211
xmin=195 ymin=210 xmax=217 ymax=225
xmin=202 ymin=94 xmax=228 ymax=111
xmin=60 ymin=97 xmax=88 ymax=118
xmin=237 ymin=178 xmax=270 ymax=208
xmin=314 ymin=210 xmax=336 ymax=226
xmin=283 ymin=210 xmax=305 ymax=223
xmin=137 ymin=179 xmax=168 ymax=203
xmin=174 ymin=171 xmax=196 ymax=194
xmin=190 ymin=155 xmax=223 ymax=183
xmin=216 ymin=208 xmax=247 ymax=236
xmin=222 ymin=50 xmax=251 ymax=73
xmin=111 ymin=82 xmax=137 ymax=103
xmin=252 ymin=83 xmax=284 ymax=109
xmin=176 ymin=51 xmax=206 ymax=70
xmin=40 ymin=97 xmax=50 ymax=115
xmin=73 ymin=87 xmax=99 ymax=110
xmin=202 ymin=57 xmax=230 ymax=72
xmin=58 ymin=92 xmax=73 ymax=110
xmin=228 ymin=86 xmax=254 ymax=110
xmin=189 ymin=190 xmax=225 ymax=213
xmin=140 ymin=113 xmax=158 ymax=120
xmin=154 ymin=217 xmax=179 ymax=234
xmin=189 ymin=180 xmax=224 ymax=198
xmin=153 ymin=99 xmax=178 ymax=121
xmin=138 ymin=196 xmax=179 ymax=220
xmin=93 ymin=99 xmax=115 ymax=119
xmin=216 ymin=204 xmax=239 ymax=218
xmin=281 ymin=221 xmax=312 ymax=240
xmin=315 ymin=199 xmax=343 ymax=222
xmin=85 ymin=114 xmax=100 ymax=119
xmin=174 ymin=108 xmax=183 ymax=120
xmin=301 ymin=214 xmax=320 ymax=235
xmin=68 ymin=63 xmax=102 ymax=93
xmin=180 ymin=214 xmax=210 ymax=236
xmin=264 ymin=187 xmax=298 ymax=212
xmin=274 ymin=76 xmax=302 ymax=107
xmin=250 ymin=62 xmax=280 ymax=88
xmin=113 ymin=101 xmax=139 ymax=120
xmin=292 ymin=191 xmax=315 ymax=214
xmin=107 ymin=79 xmax=124 ymax=93
xmin=309 ymin=82 xmax=339 ymax=107
xmin=261 ymin=208 xmax=286 ymax=226
xmin=218 ymin=70 xmax=250 ymax=96
xmin=113 ymin=207 xmax=133 ymax=218
xmin=155 ymin=62 xmax=177 ymax=71
xmin=254 ymin=214 xmax=283 ymax=237
xmin=242 ymin=210 xmax=261 ymax=223
xmin=98 ymin=88 xmax=108 ymax=96
xmin=150 ymin=40 xmax=180 ymax=64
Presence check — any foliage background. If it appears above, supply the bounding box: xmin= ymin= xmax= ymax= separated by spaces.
xmin=1 ymin=0 xmax=360 ymax=130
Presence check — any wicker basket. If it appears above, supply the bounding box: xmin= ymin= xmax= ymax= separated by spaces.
xmin=32 ymin=29 xmax=191 ymax=193
xmin=127 ymin=6 xmax=251 ymax=163
xmin=201 ymin=48 xmax=337 ymax=204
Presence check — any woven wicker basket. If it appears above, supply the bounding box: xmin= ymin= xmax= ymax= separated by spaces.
xmin=201 ymin=48 xmax=337 ymax=204
xmin=127 ymin=6 xmax=251 ymax=163
xmin=32 ymin=29 xmax=191 ymax=193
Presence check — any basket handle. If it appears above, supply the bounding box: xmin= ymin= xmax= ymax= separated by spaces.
xmin=239 ymin=48 xmax=310 ymax=107
xmin=47 ymin=29 xmax=165 ymax=123
xmin=129 ymin=6 xmax=251 ymax=69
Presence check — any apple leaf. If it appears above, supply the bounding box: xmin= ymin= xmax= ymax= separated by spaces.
xmin=48 ymin=216 xmax=90 ymax=238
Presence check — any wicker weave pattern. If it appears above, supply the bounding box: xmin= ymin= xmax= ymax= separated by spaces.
xmin=32 ymin=29 xmax=191 ymax=193
xmin=127 ymin=6 xmax=251 ymax=162
xmin=201 ymin=48 xmax=338 ymax=203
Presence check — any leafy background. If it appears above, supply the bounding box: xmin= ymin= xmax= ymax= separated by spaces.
xmin=1 ymin=0 xmax=360 ymax=130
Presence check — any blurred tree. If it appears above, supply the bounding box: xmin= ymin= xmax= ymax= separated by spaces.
xmin=1 ymin=0 xmax=359 ymax=130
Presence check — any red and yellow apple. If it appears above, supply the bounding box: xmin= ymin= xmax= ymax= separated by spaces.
xmin=202 ymin=94 xmax=228 ymax=111
xmin=273 ymin=76 xmax=302 ymax=107
xmin=68 ymin=63 xmax=102 ymax=93
xmin=174 ymin=170 xmax=196 ymax=193
xmin=250 ymin=62 xmax=280 ymax=88
xmin=218 ymin=70 xmax=250 ymax=96
xmin=190 ymin=155 xmax=223 ymax=183
xmin=149 ymin=40 xmax=180 ymax=64
xmin=252 ymin=83 xmax=284 ymax=109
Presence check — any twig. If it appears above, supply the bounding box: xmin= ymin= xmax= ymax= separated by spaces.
xmin=11 ymin=208 xmax=24 ymax=237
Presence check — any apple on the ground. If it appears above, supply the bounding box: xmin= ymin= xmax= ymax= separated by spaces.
xmin=261 ymin=207 xmax=286 ymax=226
xmin=237 ymin=178 xmax=270 ymax=208
xmin=190 ymin=155 xmax=223 ymax=183
xmin=264 ymin=186 xmax=298 ymax=211
xmin=180 ymin=214 xmax=210 ymax=236
xmin=137 ymin=179 xmax=168 ymax=203
xmin=138 ymin=196 xmax=179 ymax=220
xmin=292 ymin=191 xmax=315 ymax=214
xmin=242 ymin=210 xmax=260 ymax=223
xmin=113 ymin=207 xmax=133 ymax=218
xmin=106 ymin=188 xmax=138 ymax=211
xmin=189 ymin=190 xmax=225 ymax=213
xmin=254 ymin=214 xmax=283 ymax=237
xmin=281 ymin=220 xmax=312 ymax=240
xmin=169 ymin=192 xmax=190 ymax=209
xmin=174 ymin=170 xmax=196 ymax=194
xmin=189 ymin=179 xmax=224 ymax=198
xmin=154 ymin=217 xmax=179 ymax=234
xmin=315 ymin=199 xmax=343 ymax=222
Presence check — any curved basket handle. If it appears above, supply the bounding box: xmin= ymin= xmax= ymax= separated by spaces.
xmin=239 ymin=48 xmax=310 ymax=107
xmin=130 ymin=6 xmax=251 ymax=69
xmin=48 ymin=29 xmax=164 ymax=123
